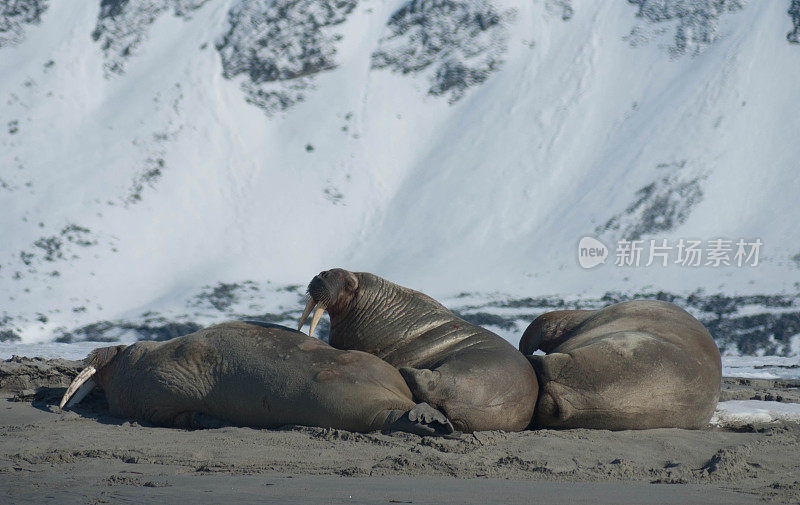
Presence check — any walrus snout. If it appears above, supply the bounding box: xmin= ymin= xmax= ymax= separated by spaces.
xmin=297 ymin=296 xmax=327 ymax=338
xmin=299 ymin=269 xmax=359 ymax=337
xmin=307 ymin=274 xmax=331 ymax=306
xmin=297 ymin=273 xmax=334 ymax=338
xmin=60 ymin=344 xmax=126 ymax=409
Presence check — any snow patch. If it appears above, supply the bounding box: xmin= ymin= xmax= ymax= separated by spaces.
xmin=711 ymin=399 xmax=800 ymax=427
xmin=722 ymin=355 xmax=800 ymax=379
xmin=0 ymin=340 xmax=130 ymax=361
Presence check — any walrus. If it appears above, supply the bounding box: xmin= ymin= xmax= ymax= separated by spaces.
xmin=297 ymin=269 xmax=538 ymax=432
xmin=60 ymin=321 xmax=454 ymax=435
xmin=519 ymin=300 xmax=722 ymax=430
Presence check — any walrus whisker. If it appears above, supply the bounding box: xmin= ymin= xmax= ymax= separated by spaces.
xmin=59 ymin=366 xmax=97 ymax=408
xmin=298 ymin=298 xmax=317 ymax=331
xmin=308 ymin=305 xmax=326 ymax=338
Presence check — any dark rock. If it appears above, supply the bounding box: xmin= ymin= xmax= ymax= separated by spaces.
xmin=371 ymin=0 xmax=511 ymax=103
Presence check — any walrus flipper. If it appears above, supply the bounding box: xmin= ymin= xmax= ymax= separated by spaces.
xmin=384 ymin=403 xmax=455 ymax=437
xmin=398 ymin=367 xmax=441 ymax=397
xmin=527 ymin=352 xmax=571 ymax=382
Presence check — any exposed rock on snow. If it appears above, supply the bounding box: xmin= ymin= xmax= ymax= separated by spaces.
xmin=0 ymin=0 xmax=48 ymax=48
xmin=371 ymin=0 xmax=512 ymax=103
xmin=13 ymin=224 xmax=103 ymax=280
xmin=789 ymin=0 xmax=800 ymax=44
xmin=596 ymin=164 xmax=704 ymax=241
xmin=626 ymin=0 xmax=746 ymax=56
xmin=92 ymin=0 xmax=208 ymax=75
xmin=216 ymin=0 xmax=358 ymax=114
xmin=544 ymin=0 xmax=573 ymax=21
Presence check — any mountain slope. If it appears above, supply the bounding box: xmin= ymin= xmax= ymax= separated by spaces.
xmin=1 ymin=0 xmax=799 ymax=350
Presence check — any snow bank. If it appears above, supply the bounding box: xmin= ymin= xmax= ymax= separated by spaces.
xmin=712 ymin=400 xmax=800 ymax=427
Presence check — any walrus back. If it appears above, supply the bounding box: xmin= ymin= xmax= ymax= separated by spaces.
xmin=328 ymin=272 xmax=538 ymax=432
xmin=104 ymin=322 xmax=417 ymax=430
xmin=333 ymin=273 xmax=517 ymax=368
xmin=524 ymin=300 xmax=722 ymax=430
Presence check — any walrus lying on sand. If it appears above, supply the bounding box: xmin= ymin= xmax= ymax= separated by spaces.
xmin=298 ymin=269 xmax=538 ymax=433
xmin=520 ymin=300 xmax=722 ymax=430
xmin=60 ymin=321 xmax=454 ymax=436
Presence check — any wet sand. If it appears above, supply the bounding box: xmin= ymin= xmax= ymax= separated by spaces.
xmin=1 ymin=357 xmax=799 ymax=504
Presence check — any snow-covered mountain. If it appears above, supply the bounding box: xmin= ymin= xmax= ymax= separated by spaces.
xmin=1 ymin=0 xmax=799 ymax=354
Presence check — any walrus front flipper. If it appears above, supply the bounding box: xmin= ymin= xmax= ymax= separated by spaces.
xmin=384 ymin=403 xmax=455 ymax=437
xmin=398 ymin=367 xmax=441 ymax=398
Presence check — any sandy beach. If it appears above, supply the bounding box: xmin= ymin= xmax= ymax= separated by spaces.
xmin=1 ymin=357 xmax=799 ymax=504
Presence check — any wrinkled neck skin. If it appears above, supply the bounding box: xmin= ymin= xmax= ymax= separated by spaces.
xmin=328 ymin=273 xmax=501 ymax=367
xmin=93 ymin=363 xmax=115 ymax=393
xmin=96 ymin=342 xmax=158 ymax=418
xmin=85 ymin=344 xmax=127 ymax=394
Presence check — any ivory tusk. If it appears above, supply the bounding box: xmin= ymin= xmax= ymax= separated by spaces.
xmin=298 ymin=298 xmax=317 ymax=330
xmin=308 ymin=305 xmax=326 ymax=338
xmin=64 ymin=378 xmax=96 ymax=409
xmin=59 ymin=366 xmax=97 ymax=409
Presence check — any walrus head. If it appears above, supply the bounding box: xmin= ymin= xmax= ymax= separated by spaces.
xmin=59 ymin=344 xmax=126 ymax=409
xmin=298 ymin=268 xmax=359 ymax=337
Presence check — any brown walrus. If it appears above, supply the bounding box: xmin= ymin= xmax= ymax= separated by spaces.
xmin=60 ymin=321 xmax=453 ymax=435
xmin=298 ymin=269 xmax=538 ymax=432
xmin=519 ymin=300 xmax=722 ymax=430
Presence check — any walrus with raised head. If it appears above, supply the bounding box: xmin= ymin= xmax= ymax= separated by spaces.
xmin=519 ymin=300 xmax=722 ymax=430
xmin=60 ymin=321 xmax=453 ymax=435
xmin=298 ymin=269 xmax=538 ymax=432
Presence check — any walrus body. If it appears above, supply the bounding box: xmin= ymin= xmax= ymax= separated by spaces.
xmin=519 ymin=300 xmax=722 ymax=430
xmin=60 ymin=322 xmax=453 ymax=435
xmin=299 ymin=269 xmax=538 ymax=433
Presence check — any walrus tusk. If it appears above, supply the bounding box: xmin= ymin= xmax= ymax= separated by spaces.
xmin=64 ymin=378 xmax=97 ymax=409
xmin=59 ymin=366 xmax=97 ymax=409
xmin=298 ymin=298 xmax=317 ymax=331
xmin=308 ymin=305 xmax=326 ymax=338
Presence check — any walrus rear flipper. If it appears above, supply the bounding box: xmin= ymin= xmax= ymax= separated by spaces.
xmin=398 ymin=367 xmax=441 ymax=397
xmin=519 ymin=310 xmax=596 ymax=354
xmin=527 ymin=352 xmax=571 ymax=382
xmin=384 ymin=403 xmax=455 ymax=437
